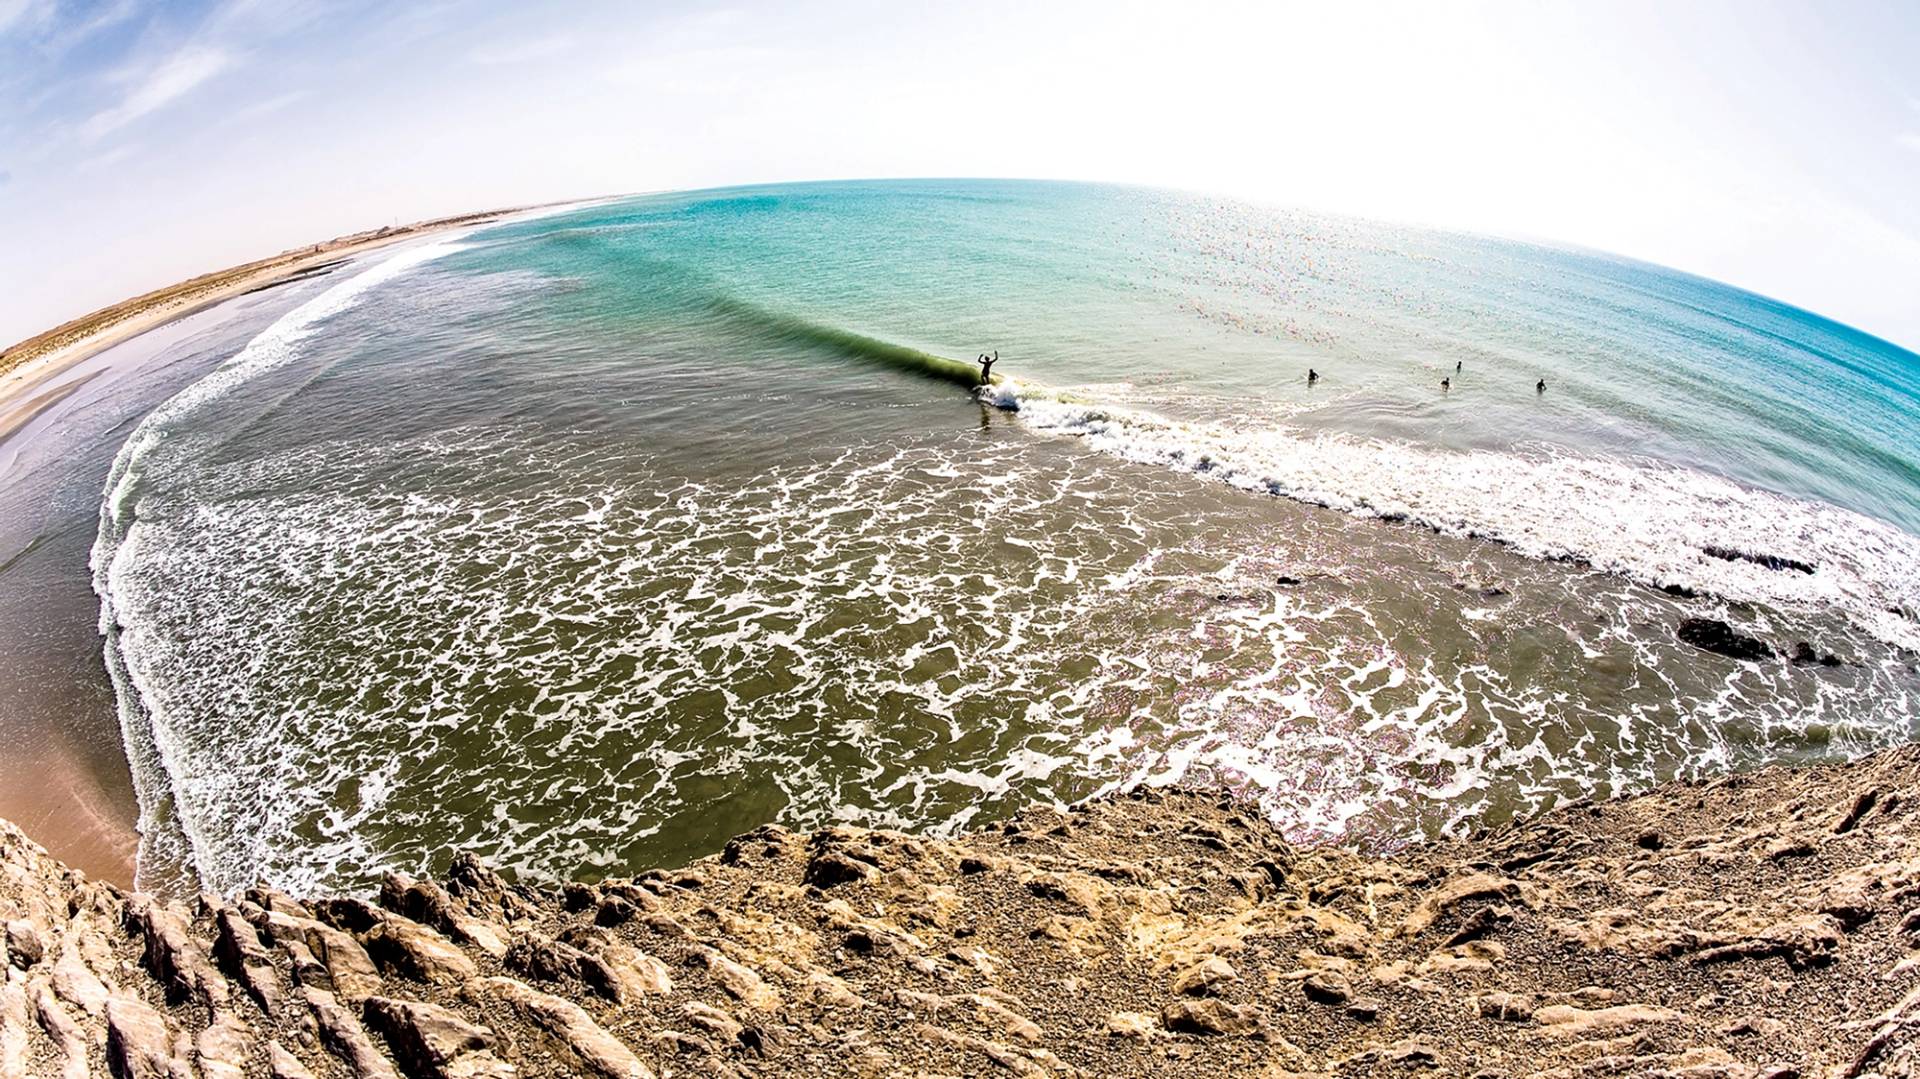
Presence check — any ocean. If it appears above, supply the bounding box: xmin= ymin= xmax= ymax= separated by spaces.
xmin=83 ymin=179 xmax=1920 ymax=895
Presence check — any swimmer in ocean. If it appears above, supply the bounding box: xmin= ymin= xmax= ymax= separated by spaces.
xmin=1308 ymin=368 xmax=1319 ymax=384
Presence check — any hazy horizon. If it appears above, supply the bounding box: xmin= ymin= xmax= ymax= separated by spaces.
xmin=3 ymin=0 xmax=1918 ymax=353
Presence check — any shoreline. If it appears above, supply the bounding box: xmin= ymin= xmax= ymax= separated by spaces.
xmin=0 ymin=199 xmax=618 ymax=887
xmin=3 ymin=742 xmax=1918 ymax=1076
xmin=0 ymin=201 xmax=576 ymax=425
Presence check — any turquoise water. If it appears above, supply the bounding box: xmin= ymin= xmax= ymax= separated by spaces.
xmin=90 ymin=180 xmax=1920 ymax=895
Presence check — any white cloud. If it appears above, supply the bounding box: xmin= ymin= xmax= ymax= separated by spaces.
xmin=81 ymin=44 xmax=231 ymax=140
xmin=226 ymin=88 xmax=307 ymax=124
xmin=469 ymin=33 xmax=573 ymax=66
xmin=1899 ymin=133 xmax=1920 ymax=152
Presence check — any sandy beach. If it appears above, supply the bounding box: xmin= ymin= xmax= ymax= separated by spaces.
xmin=0 ymin=206 xmax=528 ymax=433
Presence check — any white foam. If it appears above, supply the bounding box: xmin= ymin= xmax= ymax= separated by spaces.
xmin=990 ymin=380 xmax=1920 ymax=652
xmin=91 ymin=238 xmax=471 ymax=892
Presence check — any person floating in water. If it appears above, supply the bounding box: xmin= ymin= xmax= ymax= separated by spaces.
xmin=1455 ymin=360 xmax=1462 ymax=373
xmin=978 ymin=350 xmax=998 ymax=385
xmin=1536 ymin=378 xmax=1546 ymax=393
xmin=1441 ymin=376 xmax=1451 ymax=391
xmin=1308 ymin=368 xmax=1319 ymax=384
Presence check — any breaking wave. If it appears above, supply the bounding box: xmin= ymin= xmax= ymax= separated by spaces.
xmin=986 ymin=379 xmax=1920 ymax=653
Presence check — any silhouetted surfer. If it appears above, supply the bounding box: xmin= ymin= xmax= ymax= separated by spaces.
xmin=1455 ymin=360 xmax=1462 ymax=373
xmin=1536 ymin=378 xmax=1546 ymax=393
xmin=1308 ymin=368 xmax=1319 ymax=384
xmin=1441 ymin=376 xmax=1451 ymax=391
xmin=978 ymin=350 xmax=998 ymax=385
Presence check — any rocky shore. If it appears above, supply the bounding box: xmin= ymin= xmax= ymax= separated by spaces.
xmin=8 ymin=748 xmax=1920 ymax=1079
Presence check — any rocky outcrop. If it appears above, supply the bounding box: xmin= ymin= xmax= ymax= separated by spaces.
xmin=11 ymin=748 xmax=1920 ymax=1077
xmin=1678 ymin=616 xmax=1775 ymax=660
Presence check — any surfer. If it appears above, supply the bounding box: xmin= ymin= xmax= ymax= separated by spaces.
xmin=1455 ymin=360 xmax=1462 ymax=373
xmin=1441 ymin=377 xmax=1451 ymax=391
xmin=1308 ymin=368 xmax=1319 ymax=384
xmin=978 ymin=350 xmax=997 ymax=385
xmin=1537 ymin=378 xmax=1546 ymax=393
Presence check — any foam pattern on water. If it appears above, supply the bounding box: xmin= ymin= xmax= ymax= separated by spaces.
xmin=991 ymin=379 xmax=1920 ymax=652
xmin=99 ymin=417 xmax=1916 ymax=894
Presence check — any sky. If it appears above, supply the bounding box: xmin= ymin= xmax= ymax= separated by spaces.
xmin=2 ymin=0 xmax=1918 ymax=352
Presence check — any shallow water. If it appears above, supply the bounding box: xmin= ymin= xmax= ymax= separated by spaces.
xmin=86 ymin=180 xmax=1920 ymax=895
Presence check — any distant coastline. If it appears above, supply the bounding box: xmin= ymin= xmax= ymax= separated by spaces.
xmin=0 ymin=203 xmax=550 ymax=431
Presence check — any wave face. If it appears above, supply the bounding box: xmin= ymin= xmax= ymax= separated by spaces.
xmin=92 ymin=181 xmax=1920 ymax=895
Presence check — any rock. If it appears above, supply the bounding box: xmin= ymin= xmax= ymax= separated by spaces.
xmin=1345 ymin=997 xmax=1381 ymax=1022
xmin=1690 ymin=914 xmax=1845 ymax=970
xmin=0 ymin=982 xmax=28 ymax=1079
xmin=49 ymin=944 xmax=110 ymax=1017
xmin=364 ymin=995 xmax=514 ymax=1079
xmin=1677 ymin=618 xmax=1773 ymax=661
xmin=246 ymin=886 xmax=314 ymax=919
xmin=681 ymin=1001 xmax=744 ymax=1041
xmin=304 ymin=985 xmax=402 ymax=1079
xmin=105 ymin=995 xmax=176 ymax=1079
xmin=1534 ymin=1002 xmax=1682 ymax=1036
xmin=602 ymin=943 xmax=673 ymax=999
xmin=1385 ymin=1038 xmax=1442 ymax=1066
xmin=1476 ymin=991 xmax=1534 ymax=1021
xmin=1161 ymin=998 xmax=1259 ymax=1036
xmin=1832 ymin=789 xmax=1880 ymax=834
xmin=698 ymin=948 xmax=780 ymax=1010
xmin=1636 ymin=829 xmax=1665 ymax=850
xmin=804 ymin=851 xmax=877 ymax=888
xmin=444 ymin=854 xmax=529 ymax=918
xmin=507 ymin=934 xmax=655 ymax=1004
xmin=1439 ymin=904 xmax=1513 ymax=947
xmin=30 ymin=984 xmax=89 ymax=1079
xmin=363 ymin=916 xmax=479 ymax=985
xmin=132 ymin=897 xmax=230 ymax=1009
xmin=466 ymin=976 xmax=656 ymax=1079
xmin=1171 ymin=955 xmax=1238 ymax=996
xmin=969 ymin=993 xmax=1044 ymax=1043
xmin=1702 ymin=545 xmax=1814 ymax=574
xmin=1397 ymin=873 xmax=1520 ymax=937
xmin=256 ymin=909 xmax=385 ymax=1003
xmin=3 ymin=920 xmax=42 ymax=969
xmin=592 ymin=896 xmax=638 ymax=927
xmin=379 ymin=873 xmax=510 ymax=959
xmin=1301 ymin=971 xmax=1352 ymax=1005
xmin=197 ymin=1011 xmax=254 ymax=1079
xmin=1107 ymin=1011 xmax=1156 ymax=1038
xmin=268 ymin=1041 xmax=321 ymax=1079
xmin=1791 ymin=641 xmax=1844 ymax=667
xmin=215 ymin=905 xmax=285 ymax=1015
